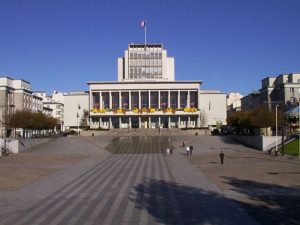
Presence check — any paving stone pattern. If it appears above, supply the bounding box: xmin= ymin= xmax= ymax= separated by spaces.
xmin=0 ymin=136 xmax=259 ymax=225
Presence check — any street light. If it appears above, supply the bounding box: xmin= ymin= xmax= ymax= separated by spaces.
xmin=298 ymin=100 xmax=300 ymax=159
xmin=77 ymin=104 xmax=81 ymax=136
xmin=275 ymin=105 xmax=279 ymax=156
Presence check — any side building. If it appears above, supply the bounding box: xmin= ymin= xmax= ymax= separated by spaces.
xmin=241 ymin=73 xmax=300 ymax=111
xmin=0 ymin=76 xmax=43 ymax=137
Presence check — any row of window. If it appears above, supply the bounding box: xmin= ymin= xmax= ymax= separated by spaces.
xmin=129 ymin=66 xmax=162 ymax=76
xmin=129 ymin=59 xmax=162 ymax=67
xmin=129 ymin=52 xmax=162 ymax=59
xmin=92 ymin=92 xmax=198 ymax=109
xmin=129 ymin=74 xmax=163 ymax=79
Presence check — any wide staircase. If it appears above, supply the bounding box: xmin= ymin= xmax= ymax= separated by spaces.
xmin=81 ymin=128 xmax=208 ymax=137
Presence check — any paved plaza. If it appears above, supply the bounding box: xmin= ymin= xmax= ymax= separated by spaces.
xmin=0 ymin=135 xmax=299 ymax=225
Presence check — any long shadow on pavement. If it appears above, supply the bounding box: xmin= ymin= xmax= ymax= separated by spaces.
xmin=130 ymin=178 xmax=250 ymax=225
xmin=221 ymin=176 xmax=300 ymax=225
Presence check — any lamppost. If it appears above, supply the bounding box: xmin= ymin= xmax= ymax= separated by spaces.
xmin=77 ymin=104 xmax=81 ymax=136
xmin=275 ymin=105 xmax=279 ymax=156
xmin=298 ymin=100 xmax=300 ymax=159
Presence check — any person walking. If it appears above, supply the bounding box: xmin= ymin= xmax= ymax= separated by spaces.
xmin=219 ymin=151 xmax=225 ymax=165
xmin=189 ymin=145 xmax=193 ymax=156
xmin=186 ymin=146 xmax=190 ymax=155
xmin=182 ymin=140 xmax=186 ymax=147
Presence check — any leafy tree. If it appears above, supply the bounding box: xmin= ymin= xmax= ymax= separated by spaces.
xmin=227 ymin=107 xmax=281 ymax=135
xmin=80 ymin=109 xmax=89 ymax=127
xmin=7 ymin=110 xmax=59 ymax=136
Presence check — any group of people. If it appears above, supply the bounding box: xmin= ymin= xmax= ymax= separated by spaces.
xmin=166 ymin=147 xmax=173 ymax=156
xmin=166 ymin=140 xmax=225 ymax=165
xmin=182 ymin=140 xmax=193 ymax=156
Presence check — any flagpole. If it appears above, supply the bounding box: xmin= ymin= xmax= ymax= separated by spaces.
xmin=144 ymin=24 xmax=147 ymax=45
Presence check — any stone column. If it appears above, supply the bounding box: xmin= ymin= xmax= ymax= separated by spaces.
xmin=99 ymin=91 xmax=102 ymax=109
xmin=129 ymin=90 xmax=132 ymax=110
xmin=168 ymin=90 xmax=170 ymax=108
xmin=139 ymin=116 xmax=141 ymax=128
xmin=129 ymin=117 xmax=132 ymax=128
xmin=187 ymin=90 xmax=190 ymax=108
xmin=188 ymin=116 xmax=191 ymax=128
xmin=109 ymin=91 xmax=112 ymax=109
xmin=158 ymin=90 xmax=161 ymax=109
xmin=168 ymin=116 xmax=171 ymax=128
xmin=148 ymin=90 xmax=151 ymax=108
xmin=119 ymin=90 xmax=122 ymax=109
xmin=139 ymin=90 xmax=141 ymax=109
xmin=178 ymin=90 xmax=180 ymax=109
xmin=109 ymin=117 xmax=112 ymax=129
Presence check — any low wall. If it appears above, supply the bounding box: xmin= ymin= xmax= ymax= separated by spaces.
xmin=0 ymin=138 xmax=53 ymax=154
xmin=230 ymin=135 xmax=283 ymax=151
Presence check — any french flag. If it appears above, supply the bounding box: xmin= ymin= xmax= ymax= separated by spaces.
xmin=140 ymin=20 xmax=146 ymax=27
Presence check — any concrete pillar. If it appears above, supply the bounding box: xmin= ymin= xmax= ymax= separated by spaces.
xmin=168 ymin=116 xmax=171 ymax=128
xmin=129 ymin=90 xmax=131 ymax=110
xmin=168 ymin=90 xmax=170 ymax=108
xmin=99 ymin=91 xmax=102 ymax=109
xmin=178 ymin=116 xmax=181 ymax=128
xmin=148 ymin=90 xmax=151 ymax=108
xmin=109 ymin=91 xmax=112 ymax=109
xmin=119 ymin=91 xmax=122 ymax=109
xmin=149 ymin=117 xmax=151 ymax=128
xmin=158 ymin=90 xmax=161 ymax=109
xmin=139 ymin=90 xmax=141 ymax=109
xmin=178 ymin=90 xmax=180 ymax=109
xmin=129 ymin=117 xmax=132 ymax=128
xmin=197 ymin=115 xmax=201 ymax=128
xmin=119 ymin=117 xmax=122 ymax=128
xmin=109 ymin=117 xmax=112 ymax=129
xmin=187 ymin=90 xmax=190 ymax=108
xmin=188 ymin=116 xmax=191 ymax=128
xmin=139 ymin=117 xmax=141 ymax=128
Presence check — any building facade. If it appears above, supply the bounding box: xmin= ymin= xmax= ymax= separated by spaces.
xmin=88 ymin=43 xmax=226 ymax=130
xmin=0 ymin=77 xmax=43 ymax=137
xmin=34 ymin=90 xmax=66 ymax=131
xmin=63 ymin=92 xmax=89 ymax=131
xmin=241 ymin=73 xmax=300 ymax=111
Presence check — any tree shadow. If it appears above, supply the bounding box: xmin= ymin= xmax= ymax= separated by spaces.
xmin=130 ymin=178 xmax=251 ymax=225
xmin=221 ymin=176 xmax=300 ymax=225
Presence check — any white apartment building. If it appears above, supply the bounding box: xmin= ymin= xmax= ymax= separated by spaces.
xmin=64 ymin=92 xmax=89 ymax=131
xmin=34 ymin=90 xmax=65 ymax=130
xmin=227 ymin=92 xmax=243 ymax=114
xmin=88 ymin=43 xmax=226 ymax=130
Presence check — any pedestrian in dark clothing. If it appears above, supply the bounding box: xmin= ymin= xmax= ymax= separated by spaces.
xmin=182 ymin=140 xmax=186 ymax=147
xmin=189 ymin=145 xmax=193 ymax=156
xmin=219 ymin=151 xmax=225 ymax=165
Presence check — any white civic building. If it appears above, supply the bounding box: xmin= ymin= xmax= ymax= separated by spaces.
xmin=88 ymin=43 xmax=226 ymax=130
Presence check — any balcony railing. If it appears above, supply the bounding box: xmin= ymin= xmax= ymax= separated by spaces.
xmin=90 ymin=107 xmax=200 ymax=115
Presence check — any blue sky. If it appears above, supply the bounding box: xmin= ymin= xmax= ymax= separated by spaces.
xmin=0 ymin=0 xmax=299 ymax=95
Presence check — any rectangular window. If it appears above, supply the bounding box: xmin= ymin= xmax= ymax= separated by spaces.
xmin=180 ymin=92 xmax=188 ymax=108
xmin=160 ymin=92 xmax=168 ymax=109
xmin=170 ymin=92 xmax=178 ymax=108
xmin=92 ymin=92 xmax=100 ymax=109
xmin=121 ymin=93 xmax=129 ymax=109
xmin=102 ymin=92 xmax=109 ymax=109
xmin=190 ymin=92 xmax=198 ymax=108
xmin=131 ymin=93 xmax=139 ymax=109
xmin=141 ymin=92 xmax=149 ymax=108
xmin=111 ymin=92 xmax=119 ymax=109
